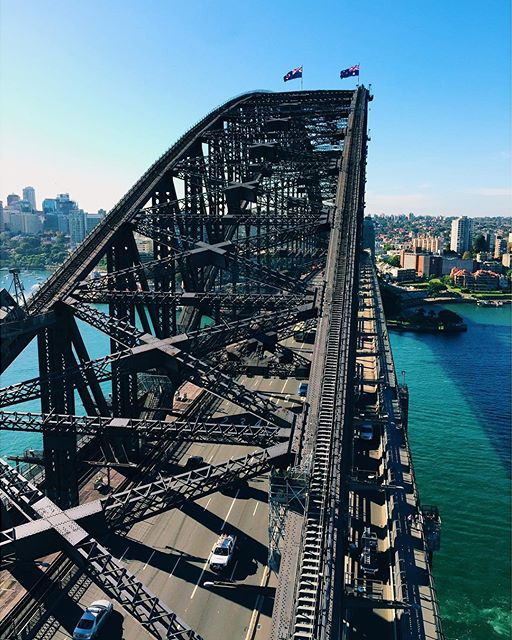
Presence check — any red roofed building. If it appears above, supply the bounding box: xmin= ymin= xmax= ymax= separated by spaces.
xmin=473 ymin=270 xmax=500 ymax=291
xmin=451 ymin=268 xmax=474 ymax=288
xmin=450 ymin=268 xmax=500 ymax=291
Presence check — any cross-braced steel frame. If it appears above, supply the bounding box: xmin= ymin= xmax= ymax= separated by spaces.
xmin=0 ymin=88 xmax=370 ymax=640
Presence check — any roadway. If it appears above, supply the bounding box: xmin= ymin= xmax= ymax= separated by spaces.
xmin=49 ymin=342 xmax=311 ymax=640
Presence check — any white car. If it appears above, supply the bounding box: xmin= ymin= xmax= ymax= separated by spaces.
xmin=72 ymin=600 xmax=112 ymax=639
xmin=359 ymin=423 xmax=374 ymax=441
xmin=209 ymin=534 xmax=237 ymax=572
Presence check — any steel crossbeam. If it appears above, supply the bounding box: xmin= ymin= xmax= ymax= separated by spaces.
xmin=104 ymin=442 xmax=291 ymax=529
xmin=0 ymin=444 xmax=292 ymax=561
xmin=0 ymin=410 xmax=290 ymax=445
xmin=0 ymin=458 xmax=202 ymax=639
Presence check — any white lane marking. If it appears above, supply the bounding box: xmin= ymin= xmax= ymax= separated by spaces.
xmin=229 ymin=559 xmax=238 ymax=581
xmin=168 ymin=556 xmax=181 ymax=579
xmin=190 ymin=552 xmax=212 ymax=599
xmin=208 ymin=455 xmax=214 ymax=463
xmin=244 ymin=566 xmax=270 ymax=640
xmin=119 ymin=545 xmax=130 ymax=562
xmin=142 ymin=550 xmax=155 ymax=571
xmin=204 ymin=497 xmax=212 ymax=511
xmin=253 ymin=503 xmax=259 ymax=517
xmin=221 ymin=489 xmax=240 ymax=531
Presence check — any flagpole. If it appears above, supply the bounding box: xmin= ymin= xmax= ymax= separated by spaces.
xmin=357 ymin=61 xmax=361 ymax=87
xmin=301 ymin=64 xmax=303 ymax=91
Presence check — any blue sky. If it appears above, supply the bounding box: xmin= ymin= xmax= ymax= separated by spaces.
xmin=1 ymin=0 xmax=510 ymax=217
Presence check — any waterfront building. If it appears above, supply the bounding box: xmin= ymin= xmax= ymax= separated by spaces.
xmin=22 ymin=186 xmax=36 ymax=211
xmin=400 ymin=250 xmax=419 ymax=270
xmin=473 ymin=270 xmax=500 ymax=291
xmin=451 ymin=268 xmax=474 ymax=288
xmin=450 ymin=216 xmax=472 ymax=254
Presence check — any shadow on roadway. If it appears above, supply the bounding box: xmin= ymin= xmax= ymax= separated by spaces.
xmin=97 ymin=609 xmax=124 ymax=639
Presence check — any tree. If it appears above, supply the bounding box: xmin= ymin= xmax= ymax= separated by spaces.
xmin=387 ymin=255 xmax=401 ymax=267
xmin=472 ymin=234 xmax=487 ymax=253
xmin=427 ymin=280 xmax=447 ymax=297
xmin=462 ymin=251 xmax=472 ymax=260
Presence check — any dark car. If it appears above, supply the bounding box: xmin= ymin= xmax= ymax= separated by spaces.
xmin=184 ymin=455 xmax=205 ymax=470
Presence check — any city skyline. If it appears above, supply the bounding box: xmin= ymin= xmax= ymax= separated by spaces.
xmin=1 ymin=0 xmax=510 ymax=217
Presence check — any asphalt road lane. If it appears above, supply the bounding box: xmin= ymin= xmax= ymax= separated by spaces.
xmin=49 ymin=347 xmax=308 ymax=639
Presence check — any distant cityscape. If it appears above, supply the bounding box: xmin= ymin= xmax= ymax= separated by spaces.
xmin=1 ymin=188 xmax=511 ymax=285
xmin=364 ymin=213 xmax=512 ymax=293
xmin=0 ymin=187 xmax=108 ymax=268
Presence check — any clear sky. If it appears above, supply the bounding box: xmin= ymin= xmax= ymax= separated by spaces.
xmin=1 ymin=0 xmax=510 ymax=217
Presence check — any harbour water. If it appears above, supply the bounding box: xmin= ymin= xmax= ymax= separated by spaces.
xmin=1 ymin=269 xmax=511 ymax=639
xmin=390 ymin=304 xmax=511 ymax=640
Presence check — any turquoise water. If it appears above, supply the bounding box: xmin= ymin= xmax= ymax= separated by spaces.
xmin=390 ymin=304 xmax=511 ymax=640
xmin=1 ymin=270 xmax=511 ymax=638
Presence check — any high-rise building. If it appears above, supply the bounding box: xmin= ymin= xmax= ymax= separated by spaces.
xmin=450 ymin=216 xmax=472 ymax=254
xmin=42 ymin=198 xmax=57 ymax=214
xmin=69 ymin=209 xmax=87 ymax=248
xmin=7 ymin=194 xmax=20 ymax=208
xmin=494 ymin=237 xmax=508 ymax=259
xmin=22 ymin=186 xmax=36 ymax=211
xmin=85 ymin=212 xmax=104 ymax=234
xmin=483 ymin=231 xmax=495 ymax=252
xmin=9 ymin=212 xmax=43 ymax=235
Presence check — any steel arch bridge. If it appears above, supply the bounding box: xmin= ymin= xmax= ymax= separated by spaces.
xmin=0 ymin=87 xmax=422 ymax=640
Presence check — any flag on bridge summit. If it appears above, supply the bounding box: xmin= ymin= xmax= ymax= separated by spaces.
xmin=340 ymin=64 xmax=360 ymax=79
xmin=284 ymin=66 xmax=303 ymax=82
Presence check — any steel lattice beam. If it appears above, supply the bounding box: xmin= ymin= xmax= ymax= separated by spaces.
xmin=0 ymin=458 xmax=202 ymax=639
xmin=0 ymin=411 xmax=291 ymax=445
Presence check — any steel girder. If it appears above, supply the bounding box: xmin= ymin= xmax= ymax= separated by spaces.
xmin=0 ymin=411 xmax=291 ymax=446
xmin=281 ymin=87 xmax=368 ymax=640
xmin=0 ymin=444 xmax=292 ymax=562
xmin=0 ymin=458 xmax=202 ymax=640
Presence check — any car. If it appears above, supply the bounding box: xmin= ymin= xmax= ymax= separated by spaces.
xmin=72 ymin=600 xmax=112 ymax=639
xmin=184 ymin=455 xmax=204 ymax=470
xmin=209 ymin=533 xmax=237 ymax=572
xmin=298 ymin=382 xmax=308 ymax=397
xmin=359 ymin=423 xmax=374 ymax=441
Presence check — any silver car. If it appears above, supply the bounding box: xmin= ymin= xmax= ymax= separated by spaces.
xmin=73 ymin=600 xmax=112 ymax=639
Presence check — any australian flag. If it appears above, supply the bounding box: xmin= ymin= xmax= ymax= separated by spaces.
xmin=284 ymin=66 xmax=303 ymax=82
xmin=340 ymin=64 xmax=360 ymax=79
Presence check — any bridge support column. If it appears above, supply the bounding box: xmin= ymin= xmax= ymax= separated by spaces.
xmin=38 ymin=310 xmax=78 ymax=508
